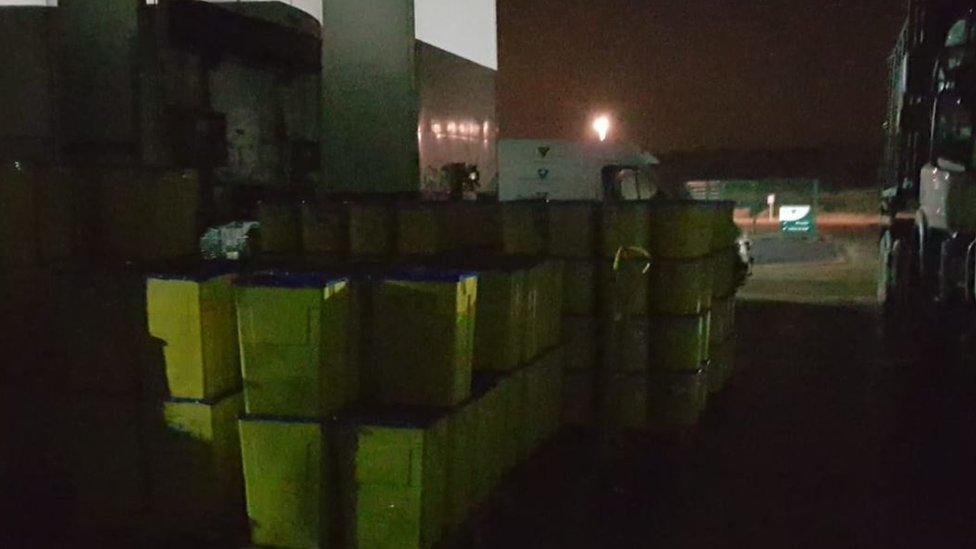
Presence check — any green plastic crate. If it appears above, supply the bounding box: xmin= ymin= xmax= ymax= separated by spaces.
xmin=647 ymin=200 xmax=714 ymax=259
xmin=302 ymin=201 xmax=349 ymax=255
xmin=341 ymin=413 xmax=449 ymax=549
xmin=236 ymin=274 xmax=352 ymax=418
xmin=511 ymin=368 xmax=533 ymax=463
xmin=239 ymin=417 xmax=331 ymax=548
xmin=648 ymin=314 xmax=711 ymax=372
xmin=647 ymin=256 xmax=713 ymax=316
xmin=369 ymin=272 xmax=477 ymax=407
xmin=600 ymin=202 xmax=650 ymax=259
xmin=562 ymin=316 xmax=599 ymax=373
xmin=647 ymin=369 xmax=708 ymax=431
xmin=473 ymin=268 xmax=525 ymax=373
xmin=547 ymin=202 xmax=598 ymax=258
xmin=349 ymin=203 xmax=396 ymax=257
xmin=147 ymin=270 xmax=240 ymax=401
xmin=148 ymin=393 xmax=246 ymax=535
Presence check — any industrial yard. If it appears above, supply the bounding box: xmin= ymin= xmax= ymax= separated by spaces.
xmin=3 ymin=0 xmax=976 ymax=548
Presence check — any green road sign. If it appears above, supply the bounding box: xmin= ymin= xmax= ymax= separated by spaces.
xmin=779 ymin=205 xmax=815 ymax=234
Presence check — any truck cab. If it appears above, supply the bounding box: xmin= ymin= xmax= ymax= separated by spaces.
xmin=497 ymin=139 xmax=676 ymax=202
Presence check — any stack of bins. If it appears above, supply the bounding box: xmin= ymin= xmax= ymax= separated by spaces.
xmin=338 ymin=408 xmax=450 ymax=549
xmin=235 ymin=273 xmax=354 ymax=548
xmin=351 ymin=269 xmax=477 ymax=545
xmin=301 ymin=200 xmax=349 ymax=258
xmin=597 ymin=202 xmax=653 ymax=430
xmin=646 ymin=200 xmax=715 ymax=431
xmin=257 ymin=201 xmax=302 ymax=257
xmin=707 ymin=201 xmax=740 ymax=393
xmin=144 ymin=266 xmax=246 ymax=540
xmin=547 ymin=202 xmax=600 ymax=426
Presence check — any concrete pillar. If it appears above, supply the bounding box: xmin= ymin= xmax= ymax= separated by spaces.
xmin=321 ymin=0 xmax=420 ymax=194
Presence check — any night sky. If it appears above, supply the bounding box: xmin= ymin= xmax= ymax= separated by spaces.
xmin=498 ymin=0 xmax=906 ymax=153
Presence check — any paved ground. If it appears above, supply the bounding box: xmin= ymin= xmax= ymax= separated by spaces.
xmin=458 ymin=227 xmax=976 ymax=549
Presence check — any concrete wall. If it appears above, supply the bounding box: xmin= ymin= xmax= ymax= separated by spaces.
xmin=0 ymin=7 xmax=57 ymax=163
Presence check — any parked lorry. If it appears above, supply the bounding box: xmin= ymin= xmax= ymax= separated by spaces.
xmin=879 ymin=0 xmax=976 ymax=311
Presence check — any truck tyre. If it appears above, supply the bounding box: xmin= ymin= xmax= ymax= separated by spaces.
xmin=879 ymin=229 xmax=914 ymax=316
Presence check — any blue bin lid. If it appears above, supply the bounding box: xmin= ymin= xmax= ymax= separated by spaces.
xmin=235 ymin=271 xmax=349 ymax=288
xmin=147 ymin=261 xmax=238 ymax=282
xmin=382 ymin=268 xmax=478 ymax=283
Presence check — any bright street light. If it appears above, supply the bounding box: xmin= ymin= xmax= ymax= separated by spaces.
xmin=593 ymin=115 xmax=611 ymax=142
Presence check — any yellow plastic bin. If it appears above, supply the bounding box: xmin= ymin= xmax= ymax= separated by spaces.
xmin=598 ymin=259 xmax=650 ymax=318
xmin=648 ymin=313 xmax=711 ymax=372
xmin=501 ymin=202 xmax=545 ymax=255
xmin=339 ymin=410 xmax=449 ymax=549
xmin=600 ymin=202 xmax=650 ymax=259
xmin=647 ymin=256 xmax=713 ymax=315
xmin=561 ymin=371 xmax=596 ymax=427
xmin=647 ymin=200 xmax=714 ymax=259
xmin=561 ymin=260 xmax=597 ymax=316
xmin=444 ymin=402 xmax=477 ymax=534
xmin=598 ymin=373 xmax=648 ymax=430
xmin=473 ymin=267 xmax=525 ymax=373
xmin=710 ymin=247 xmax=740 ymax=299
xmin=239 ymin=417 xmax=332 ymax=548
xmin=302 ymin=201 xmax=349 ymax=256
xmin=148 ymin=392 xmax=246 ymax=535
xmin=349 ymin=202 xmax=396 ymax=257
xmin=397 ymin=202 xmax=449 ymax=256
xmin=147 ymin=268 xmax=240 ymax=400
xmin=709 ymin=200 xmax=739 ymax=252
xmin=708 ymin=334 xmax=737 ymax=394
xmin=370 ymin=270 xmax=477 ymax=407
xmin=257 ymin=202 xmax=302 ymax=255
xmin=647 ymin=369 xmax=708 ymax=431
xmin=561 ymin=316 xmax=599 ymax=373
xmin=236 ymin=273 xmax=352 ymax=418
xmin=547 ymin=202 xmax=599 ymax=258
xmin=603 ymin=316 xmax=650 ymax=374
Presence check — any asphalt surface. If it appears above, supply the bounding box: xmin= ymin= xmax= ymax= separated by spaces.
xmin=455 ymin=227 xmax=976 ymax=548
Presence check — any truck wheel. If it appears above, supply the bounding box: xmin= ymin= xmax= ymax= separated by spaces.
xmin=879 ymin=230 xmax=913 ymax=316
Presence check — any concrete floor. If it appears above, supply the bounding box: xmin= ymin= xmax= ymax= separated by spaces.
xmin=457 ymin=302 xmax=976 ymax=548
xmin=456 ymin=228 xmax=976 ymax=549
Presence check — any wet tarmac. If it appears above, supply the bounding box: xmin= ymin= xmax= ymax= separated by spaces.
xmin=457 ymin=301 xmax=976 ymax=548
